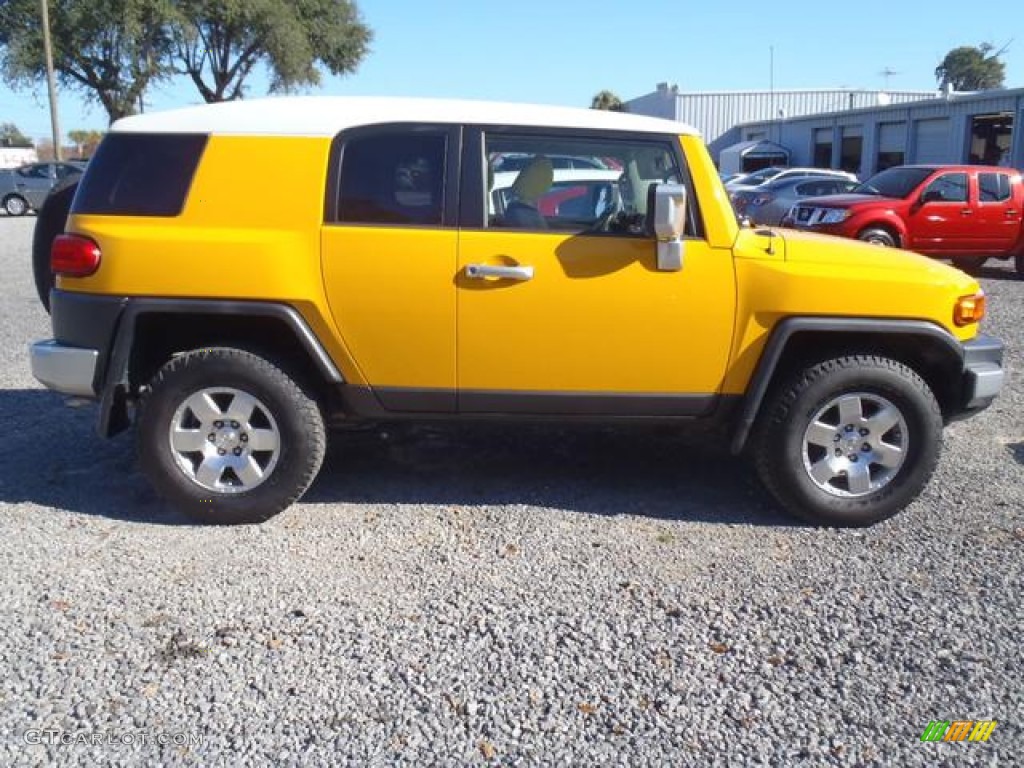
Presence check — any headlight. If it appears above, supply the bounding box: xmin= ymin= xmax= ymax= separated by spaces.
xmin=818 ymin=209 xmax=850 ymax=224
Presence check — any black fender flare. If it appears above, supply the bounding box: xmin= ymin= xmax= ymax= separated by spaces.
xmin=729 ymin=317 xmax=963 ymax=454
xmin=98 ymin=298 xmax=343 ymax=437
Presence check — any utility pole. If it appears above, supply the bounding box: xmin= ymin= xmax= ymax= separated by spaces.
xmin=40 ymin=0 xmax=62 ymax=161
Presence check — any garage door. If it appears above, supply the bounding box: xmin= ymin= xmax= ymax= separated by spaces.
xmin=879 ymin=123 xmax=905 ymax=153
xmin=914 ymin=119 xmax=950 ymax=164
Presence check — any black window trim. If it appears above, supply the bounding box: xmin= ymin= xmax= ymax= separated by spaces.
xmin=459 ymin=124 xmax=705 ymax=240
xmin=324 ymin=123 xmax=462 ymax=229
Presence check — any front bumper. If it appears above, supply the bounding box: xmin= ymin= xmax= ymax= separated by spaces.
xmin=960 ymin=334 xmax=1005 ymax=414
xmin=29 ymin=340 xmax=99 ymax=398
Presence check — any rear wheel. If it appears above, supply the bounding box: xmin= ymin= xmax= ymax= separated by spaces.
xmin=138 ymin=347 xmax=326 ymax=524
xmin=857 ymin=227 xmax=897 ymax=247
xmin=752 ymin=355 xmax=942 ymax=527
xmin=3 ymin=194 xmax=28 ymax=216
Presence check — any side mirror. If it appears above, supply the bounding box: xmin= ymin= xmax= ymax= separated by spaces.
xmin=921 ymin=189 xmax=943 ymax=204
xmin=651 ymin=183 xmax=687 ymax=271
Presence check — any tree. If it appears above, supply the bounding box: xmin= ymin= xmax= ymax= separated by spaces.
xmin=0 ymin=0 xmax=175 ymax=123
xmin=169 ymin=0 xmax=372 ymax=103
xmin=68 ymin=129 xmax=105 ymax=157
xmin=1 ymin=122 xmax=32 ymax=147
xmin=591 ymin=90 xmax=626 ymax=112
xmin=935 ymin=44 xmax=1006 ymax=91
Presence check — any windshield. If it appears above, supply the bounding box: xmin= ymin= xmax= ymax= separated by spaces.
xmin=854 ymin=167 xmax=934 ymax=199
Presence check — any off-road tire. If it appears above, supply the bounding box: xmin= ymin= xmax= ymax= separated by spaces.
xmin=751 ymin=355 xmax=942 ymax=527
xmin=857 ymin=227 xmax=897 ymax=247
xmin=32 ymin=179 xmax=79 ymax=313
xmin=138 ymin=347 xmax=326 ymax=524
xmin=1015 ymin=251 xmax=1024 ymax=279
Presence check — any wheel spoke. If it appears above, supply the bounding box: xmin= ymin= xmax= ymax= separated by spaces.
xmin=809 ymin=458 xmax=836 ymax=486
xmin=227 ymin=392 xmax=258 ymax=425
xmin=171 ymin=427 xmax=208 ymax=453
xmin=248 ymin=428 xmax=279 ymax=452
xmin=837 ymin=395 xmax=863 ymax=424
xmin=187 ymin=392 xmax=222 ymax=424
xmin=235 ymin=457 xmax=264 ymax=488
xmin=805 ymin=420 xmax=836 ymax=448
xmin=195 ymin=456 xmax=225 ymax=488
xmin=867 ymin=404 xmax=901 ymax=436
xmin=873 ymin=442 xmax=904 ymax=468
xmin=846 ymin=462 xmax=872 ymax=494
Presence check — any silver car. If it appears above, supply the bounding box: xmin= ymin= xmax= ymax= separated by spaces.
xmin=731 ymin=175 xmax=859 ymax=226
xmin=0 ymin=161 xmax=86 ymax=216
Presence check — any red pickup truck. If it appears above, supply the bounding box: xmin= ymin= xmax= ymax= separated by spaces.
xmin=781 ymin=165 xmax=1024 ymax=275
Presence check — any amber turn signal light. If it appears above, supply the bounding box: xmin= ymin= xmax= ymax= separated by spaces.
xmin=953 ymin=292 xmax=986 ymax=326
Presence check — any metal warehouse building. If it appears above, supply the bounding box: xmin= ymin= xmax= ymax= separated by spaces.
xmin=720 ymin=87 xmax=1024 ymax=178
xmin=626 ymin=82 xmax=937 ymax=155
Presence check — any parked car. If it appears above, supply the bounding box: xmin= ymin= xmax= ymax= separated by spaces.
xmin=781 ymin=164 xmax=1024 ymax=275
xmin=726 ymin=166 xmax=857 ymax=192
xmin=29 ymin=97 xmax=1002 ymax=528
xmin=0 ymin=161 xmax=86 ymax=216
xmin=490 ymin=168 xmax=624 ymax=221
xmin=732 ymin=175 xmax=860 ymax=225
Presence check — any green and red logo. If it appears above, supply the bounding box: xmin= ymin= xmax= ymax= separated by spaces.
xmin=920 ymin=720 xmax=997 ymax=742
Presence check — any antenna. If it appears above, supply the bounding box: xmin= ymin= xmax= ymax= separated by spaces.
xmin=879 ymin=67 xmax=900 ymax=90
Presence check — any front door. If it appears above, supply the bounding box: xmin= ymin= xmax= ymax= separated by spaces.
xmin=907 ymin=171 xmax=976 ymax=253
xmin=457 ymin=129 xmax=736 ymax=415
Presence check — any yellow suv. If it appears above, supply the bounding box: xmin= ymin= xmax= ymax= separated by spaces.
xmin=29 ymin=97 xmax=1004 ymax=526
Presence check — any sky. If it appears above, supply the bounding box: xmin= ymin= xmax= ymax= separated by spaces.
xmin=1 ymin=0 xmax=1022 ymax=142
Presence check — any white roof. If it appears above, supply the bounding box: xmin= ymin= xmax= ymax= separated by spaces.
xmin=112 ymin=96 xmax=699 ymax=138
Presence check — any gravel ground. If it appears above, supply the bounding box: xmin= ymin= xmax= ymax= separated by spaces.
xmin=0 ymin=213 xmax=1021 ymax=766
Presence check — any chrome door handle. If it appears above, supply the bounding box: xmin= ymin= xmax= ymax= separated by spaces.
xmin=960 ymin=209 xmax=973 ymax=216
xmin=465 ymin=264 xmax=534 ymax=281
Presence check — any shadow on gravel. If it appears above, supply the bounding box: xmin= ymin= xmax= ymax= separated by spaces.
xmin=307 ymin=423 xmax=795 ymax=527
xmin=965 ymin=262 xmax=1021 ymax=281
xmin=0 ymin=389 xmax=794 ymax=527
xmin=0 ymin=389 xmax=187 ymax=525
xmin=1008 ymin=441 xmax=1024 ymax=465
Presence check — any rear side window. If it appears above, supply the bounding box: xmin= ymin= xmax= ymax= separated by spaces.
xmin=978 ymin=172 xmax=1011 ymax=202
xmin=72 ymin=133 xmax=207 ymax=216
xmin=337 ymin=133 xmax=447 ymax=226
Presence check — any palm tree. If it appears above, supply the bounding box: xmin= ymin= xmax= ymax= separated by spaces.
xmin=590 ymin=90 xmax=626 ymax=112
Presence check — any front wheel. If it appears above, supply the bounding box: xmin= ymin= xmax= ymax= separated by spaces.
xmin=857 ymin=227 xmax=897 ymax=247
xmin=752 ymin=356 xmax=942 ymax=527
xmin=138 ymin=348 xmax=326 ymax=524
xmin=1015 ymin=252 xmax=1024 ymax=279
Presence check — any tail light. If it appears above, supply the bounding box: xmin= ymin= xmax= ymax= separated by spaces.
xmin=752 ymin=194 xmax=774 ymax=206
xmin=51 ymin=234 xmax=101 ymax=277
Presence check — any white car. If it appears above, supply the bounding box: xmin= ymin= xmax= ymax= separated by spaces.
xmin=725 ymin=166 xmax=857 ymax=193
xmin=490 ymin=168 xmax=624 ymax=222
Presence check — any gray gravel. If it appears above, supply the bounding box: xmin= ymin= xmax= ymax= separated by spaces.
xmin=0 ymin=212 xmax=1021 ymax=766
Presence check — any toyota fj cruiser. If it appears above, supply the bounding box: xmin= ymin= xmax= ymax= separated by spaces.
xmin=29 ymin=97 xmax=1005 ymax=526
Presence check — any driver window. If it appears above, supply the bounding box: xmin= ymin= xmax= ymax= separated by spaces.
xmin=921 ymin=172 xmax=967 ymax=204
xmin=484 ymin=134 xmax=683 ymax=236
